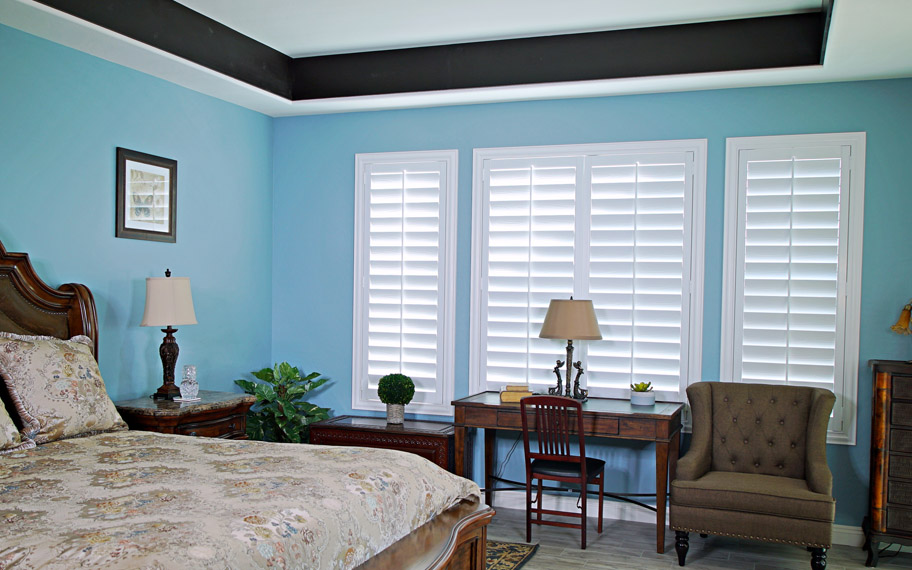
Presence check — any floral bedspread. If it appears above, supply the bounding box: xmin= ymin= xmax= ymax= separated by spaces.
xmin=0 ymin=431 xmax=480 ymax=569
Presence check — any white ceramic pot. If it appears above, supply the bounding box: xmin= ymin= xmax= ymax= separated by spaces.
xmin=386 ymin=403 xmax=405 ymax=424
xmin=630 ymin=391 xmax=655 ymax=406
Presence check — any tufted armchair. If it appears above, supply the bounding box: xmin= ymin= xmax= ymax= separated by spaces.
xmin=669 ymin=382 xmax=836 ymax=570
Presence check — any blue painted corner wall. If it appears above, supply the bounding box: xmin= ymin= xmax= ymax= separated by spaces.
xmin=6 ymin=19 xmax=912 ymax=530
xmin=1 ymin=23 xmax=274 ymax=400
xmin=272 ymin=79 xmax=912 ymax=527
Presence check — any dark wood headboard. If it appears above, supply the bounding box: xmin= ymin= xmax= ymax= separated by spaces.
xmin=0 ymin=239 xmax=98 ymax=357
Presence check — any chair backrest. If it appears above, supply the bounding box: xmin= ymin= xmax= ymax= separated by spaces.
xmin=689 ymin=382 xmax=833 ymax=479
xmin=520 ymin=395 xmax=586 ymax=472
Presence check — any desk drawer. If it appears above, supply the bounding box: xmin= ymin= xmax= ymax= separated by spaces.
xmin=493 ymin=411 xmax=619 ymax=435
xmin=619 ymin=418 xmax=657 ymax=438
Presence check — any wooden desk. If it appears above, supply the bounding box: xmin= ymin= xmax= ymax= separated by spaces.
xmin=452 ymin=392 xmax=682 ymax=553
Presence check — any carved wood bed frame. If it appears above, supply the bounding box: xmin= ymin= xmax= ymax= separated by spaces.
xmin=0 ymin=239 xmax=493 ymax=570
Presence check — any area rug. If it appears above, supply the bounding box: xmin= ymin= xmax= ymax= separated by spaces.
xmin=486 ymin=540 xmax=539 ymax=570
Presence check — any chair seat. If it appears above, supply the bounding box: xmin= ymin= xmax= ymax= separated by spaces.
xmin=532 ymin=457 xmax=605 ymax=480
xmin=672 ymin=471 xmax=835 ymax=522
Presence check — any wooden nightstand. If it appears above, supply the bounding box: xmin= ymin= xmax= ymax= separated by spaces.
xmin=115 ymin=390 xmax=256 ymax=439
xmin=310 ymin=415 xmax=463 ymax=473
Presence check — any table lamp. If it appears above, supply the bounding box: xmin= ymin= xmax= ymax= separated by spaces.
xmin=539 ymin=297 xmax=602 ymax=400
xmin=141 ymin=269 xmax=197 ymax=400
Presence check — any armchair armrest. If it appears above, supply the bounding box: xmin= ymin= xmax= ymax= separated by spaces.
xmin=676 ymin=382 xmax=713 ymax=481
xmin=805 ymin=388 xmax=836 ymax=495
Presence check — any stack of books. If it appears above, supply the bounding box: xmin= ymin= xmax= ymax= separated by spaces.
xmin=499 ymin=384 xmax=534 ymax=403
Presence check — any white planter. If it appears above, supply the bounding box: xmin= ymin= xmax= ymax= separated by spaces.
xmin=630 ymin=391 xmax=655 ymax=406
xmin=386 ymin=403 xmax=405 ymax=424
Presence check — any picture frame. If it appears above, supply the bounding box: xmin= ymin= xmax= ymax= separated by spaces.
xmin=115 ymin=147 xmax=177 ymax=243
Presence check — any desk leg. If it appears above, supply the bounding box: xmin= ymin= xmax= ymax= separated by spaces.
xmin=669 ymin=429 xmax=680 ymax=485
xmin=654 ymin=429 xmax=681 ymax=554
xmin=656 ymin=440 xmax=670 ymax=554
xmin=454 ymin=426 xmax=467 ymax=478
xmin=484 ymin=428 xmax=496 ymax=508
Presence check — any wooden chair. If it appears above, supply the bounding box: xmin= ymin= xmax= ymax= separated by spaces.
xmin=520 ymin=395 xmax=605 ymax=549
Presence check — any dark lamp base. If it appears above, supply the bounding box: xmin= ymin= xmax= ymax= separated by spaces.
xmin=151 ymin=326 xmax=181 ymax=400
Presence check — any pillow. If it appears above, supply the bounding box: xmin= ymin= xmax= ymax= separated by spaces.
xmin=0 ymin=402 xmax=35 ymax=454
xmin=0 ymin=332 xmax=127 ymax=444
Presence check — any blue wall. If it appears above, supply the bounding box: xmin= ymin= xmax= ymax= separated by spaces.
xmin=273 ymin=78 xmax=912 ymax=526
xmin=1 ymin=24 xmax=275 ymax=400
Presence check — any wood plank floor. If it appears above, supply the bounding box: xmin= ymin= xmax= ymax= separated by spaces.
xmin=486 ymin=507 xmax=912 ymax=569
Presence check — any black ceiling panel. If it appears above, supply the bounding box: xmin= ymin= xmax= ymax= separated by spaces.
xmin=32 ymin=1 xmax=829 ymax=102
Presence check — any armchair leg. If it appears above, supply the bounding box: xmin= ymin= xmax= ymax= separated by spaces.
xmin=810 ymin=547 xmax=827 ymax=570
xmin=675 ymin=531 xmax=689 ymax=566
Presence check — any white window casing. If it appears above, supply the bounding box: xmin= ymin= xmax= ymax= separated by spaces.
xmin=353 ymin=150 xmax=457 ymax=415
xmin=471 ymin=141 xmax=707 ymax=402
xmin=721 ymin=133 xmax=865 ymax=445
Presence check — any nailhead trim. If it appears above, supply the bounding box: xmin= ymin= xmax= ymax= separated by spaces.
xmin=670 ymin=526 xmax=830 ymax=548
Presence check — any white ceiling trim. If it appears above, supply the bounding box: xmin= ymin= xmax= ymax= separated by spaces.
xmin=3 ymin=0 xmax=912 ymax=117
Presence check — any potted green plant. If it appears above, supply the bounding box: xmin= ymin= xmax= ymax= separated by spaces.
xmin=630 ymin=381 xmax=655 ymax=406
xmin=377 ymin=373 xmax=415 ymax=424
xmin=234 ymin=362 xmax=330 ymax=443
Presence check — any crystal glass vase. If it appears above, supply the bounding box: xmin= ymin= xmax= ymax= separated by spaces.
xmin=180 ymin=365 xmax=199 ymax=399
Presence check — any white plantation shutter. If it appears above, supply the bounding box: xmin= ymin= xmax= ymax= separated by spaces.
xmin=585 ymin=154 xmax=694 ymax=397
xmin=722 ymin=133 xmax=866 ymax=444
xmin=482 ymin=157 xmax=580 ymax=391
xmin=353 ymin=151 xmax=457 ymax=415
xmin=471 ymin=141 xmax=705 ymax=400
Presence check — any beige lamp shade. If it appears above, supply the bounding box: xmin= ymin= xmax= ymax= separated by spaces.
xmin=140 ymin=276 xmax=197 ymax=327
xmin=539 ymin=299 xmax=602 ymax=340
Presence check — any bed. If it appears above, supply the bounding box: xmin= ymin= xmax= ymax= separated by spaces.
xmin=0 ymin=239 xmax=493 ymax=569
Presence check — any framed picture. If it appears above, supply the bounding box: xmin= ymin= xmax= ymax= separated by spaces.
xmin=115 ymin=148 xmax=177 ymax=243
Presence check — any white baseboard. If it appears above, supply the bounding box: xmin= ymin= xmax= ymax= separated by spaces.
xmin=484 ymin=490 xmax=865 ymax=547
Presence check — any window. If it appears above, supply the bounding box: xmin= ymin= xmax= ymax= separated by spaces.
xmin=470 ymin=141 xmax=706 ymax=402
xmin=352 ymin=150 xmax=457 ymax=415
xmin=721 ymin=133 xmax=866 ymax=445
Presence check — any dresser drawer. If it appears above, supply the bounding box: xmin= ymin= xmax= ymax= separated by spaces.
xmin=894 ymin=376 xmax=912 ymax=401
xmin=890 ymin=455 xmax=912 ymax=479
xmin=889 ymin=480 xmax=912 ymax=507
xmin=887 ymin=506 xmax=912 ymax=535
xmin=891 ymin=429 xmax=912 ymax=454
xmin=176 ymin=413 xmax=246 ymax=438
xmin=893 ymin=402 xmax=912 ymax=428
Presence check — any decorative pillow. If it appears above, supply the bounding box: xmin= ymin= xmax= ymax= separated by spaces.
xmin=0 ymin=332 xmax=127 ymax=444
xmin=0 ymin=402 xmax=35 ymax=454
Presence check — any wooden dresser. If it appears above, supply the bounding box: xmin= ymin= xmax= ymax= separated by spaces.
xmin=310 ymin=415 xmax=459 ymax=473
xmin=866 ymin=360 xmax=912 ymax=566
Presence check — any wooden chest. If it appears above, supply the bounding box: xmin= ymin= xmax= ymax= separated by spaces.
xmin=310 ymin=415 xmax=459 ymax=473
xmin=866 ymin=360 xmax=912 ymax=566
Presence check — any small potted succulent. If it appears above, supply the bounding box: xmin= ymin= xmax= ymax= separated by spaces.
xmin=378 ymin=373 xmax=415 ymax=424
xmin=630 ymin=381 xmax=655 ymax=406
